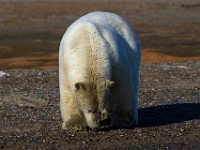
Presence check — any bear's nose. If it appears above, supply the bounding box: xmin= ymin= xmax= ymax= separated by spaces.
xmin=100 ymin=116 xmax=111 ymax=126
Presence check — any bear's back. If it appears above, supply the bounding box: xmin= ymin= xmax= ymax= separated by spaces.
xmin=60 ymin=11 xmax=141 ymax=88
xmin=68 ymin=11 xmax=138 ymax=50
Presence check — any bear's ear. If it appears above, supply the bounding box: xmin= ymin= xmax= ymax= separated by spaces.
xmin=103 ymin=80 xmax=114 ymax=89
xmin=75 ymin=82 xmax=86 ymax=91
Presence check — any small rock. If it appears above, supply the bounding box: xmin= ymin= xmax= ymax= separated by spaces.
xmin=0 ymin=71 xmax=11 ymax=77
xmin=180 ymin=128 xmax=184 ymax=132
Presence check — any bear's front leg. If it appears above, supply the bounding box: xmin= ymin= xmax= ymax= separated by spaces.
xmin=111 ymin=111 xmax=136 ymax=129
xmin=110 ymin=92 xmax=138 ymax=129
xmin=62 ymin=113 xmax=88 ymax=131
xmin=60 ymin=91 xmax=88 ymax=131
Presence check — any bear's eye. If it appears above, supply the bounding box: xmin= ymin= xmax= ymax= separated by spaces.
xmin=88 ymin=109 xmax=96 ymax=114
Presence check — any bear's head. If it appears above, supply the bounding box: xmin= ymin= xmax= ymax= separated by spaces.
xmin=74 ymin=80 xmax=114 ymax=129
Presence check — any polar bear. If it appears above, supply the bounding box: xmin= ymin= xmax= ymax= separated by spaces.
xmin=59 ymin=11 xmax=141 ymax=131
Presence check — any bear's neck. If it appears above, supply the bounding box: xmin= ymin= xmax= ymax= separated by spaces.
xmin=88 ymin=29 xmax=112 ymax=83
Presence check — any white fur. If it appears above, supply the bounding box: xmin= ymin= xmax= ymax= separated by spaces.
xmin=59 ymin=11 xmax=141 ymax=130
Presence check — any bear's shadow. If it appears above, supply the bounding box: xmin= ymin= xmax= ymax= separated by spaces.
xmin=138 ymin=103 xmax=200 ymax=127
xmin=99 ymin=103 xmax=200 ymax=131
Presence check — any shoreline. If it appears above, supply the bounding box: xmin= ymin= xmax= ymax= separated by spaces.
xmin=1 ymin=51 xmax=200 ymax=71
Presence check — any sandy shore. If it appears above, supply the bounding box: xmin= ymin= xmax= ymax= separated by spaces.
xmin=0 ymin=0 xmax=200 ymax=70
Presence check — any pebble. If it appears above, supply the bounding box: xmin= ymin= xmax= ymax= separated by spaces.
xmin=0 ymin=71 xmax=11 ymax=77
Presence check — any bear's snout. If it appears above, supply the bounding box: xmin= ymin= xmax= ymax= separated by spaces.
xmin=87 ymin=118 xmax=100 ymax=129
xmin=84 ymin=112 xmax=100 ymax=129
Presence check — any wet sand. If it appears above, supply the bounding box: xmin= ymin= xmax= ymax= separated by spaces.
xmin=0 ymin=0 xmax=200 ymax=71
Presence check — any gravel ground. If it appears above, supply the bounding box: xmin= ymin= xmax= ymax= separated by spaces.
xmin=0 ymin=62 xmax=200 ymax=149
